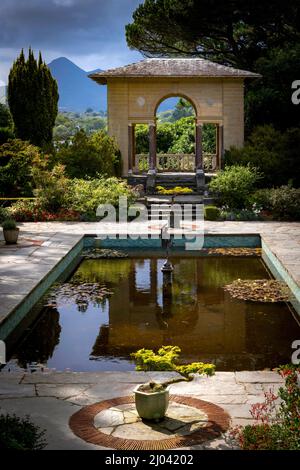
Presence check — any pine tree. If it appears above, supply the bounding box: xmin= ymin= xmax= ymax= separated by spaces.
xmin=8 ymin=48 xmax=59 ymax=147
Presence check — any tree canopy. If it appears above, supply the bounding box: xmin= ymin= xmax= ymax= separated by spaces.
xmin=126 ymin=0 xmax=300 ymax=69
xmin=126 ymin=1 xmax=300 ymax=133
xmin=8 ymin=48 xmax=59 ymax=148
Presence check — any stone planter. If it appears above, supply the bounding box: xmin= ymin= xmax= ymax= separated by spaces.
xmin=3 ymin=228 xmax=19 ymax=245
xmin=134 ymin=385 xmax=169 ymax=421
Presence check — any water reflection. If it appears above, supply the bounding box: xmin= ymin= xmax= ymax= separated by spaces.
xmin=15 ymin=307 xmax=61 ymax=369
xmin=8 ymin=256 xmax=300 ymax=371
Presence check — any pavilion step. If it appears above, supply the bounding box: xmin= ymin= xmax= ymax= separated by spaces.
xmin=147 ymin=204 xmax=201 ymax=221
xmin=156 ymin=176 xmax=196 ymax=185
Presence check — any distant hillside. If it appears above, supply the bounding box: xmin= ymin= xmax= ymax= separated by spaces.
xmin=48 ymin=57 xmax=106 ymax=112
xmin=0 ymin=86 xmax=7 ymax=105
xmin=157 ymin=97 xmax=178 ymax=112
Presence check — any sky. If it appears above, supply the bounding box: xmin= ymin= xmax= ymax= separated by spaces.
xmin=0 ymin=0 xmax=143 ymax=86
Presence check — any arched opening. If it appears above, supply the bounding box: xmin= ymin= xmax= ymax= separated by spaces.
xmin=156 ymin=97 xmax=196 ymax=173
xmin=131 ymin=96 xmax=219 ymax=174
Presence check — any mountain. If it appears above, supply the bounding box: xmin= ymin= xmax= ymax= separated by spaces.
xmin=2 ymin=57 xmax=179 ymax=113
xmin=48 ymin=57 xmax=106 ymax=112
xmin=157 ymin=97 xmax=178 ymax=112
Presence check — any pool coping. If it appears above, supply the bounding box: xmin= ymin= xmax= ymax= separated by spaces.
xmin=0 ymin=221 xmax=300 ymax=341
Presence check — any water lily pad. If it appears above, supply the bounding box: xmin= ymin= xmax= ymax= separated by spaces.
xmin=224 ymin=279 xmax=290 ymax=302
xmin=45 ymin=282 xmax=113 ymax=310
xmin=82 ymin=248 xmax=128 ymax=259
xmin=205 ymin=248 xmax=262 ymax=257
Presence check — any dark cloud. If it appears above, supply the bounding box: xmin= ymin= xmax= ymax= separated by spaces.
xmin=0 ymin=0 xmax=142 ymax=82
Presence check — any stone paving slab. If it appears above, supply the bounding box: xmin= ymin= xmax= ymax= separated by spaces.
xmin=36 ymin=384 xmax=91 ymax=399
xmin=95 ymin=403 xmax=208 ymax=440
xmin=0 ymin=383 xmax=36 ymax=398
xmin=0 ymin=277 xmax=42 ymax=295
xmin=0 ymin=397 xmax=103 ymax=450
xmin=221 ymin=404 xmax=253 ymax=419
xmin=195 ymin=394 xmax=248 ymax=404
xmin=0 ymin=370 xmax=285 ymax=450
xmin=169 ymin=374 xmax=246 ymax=396
xmin=244 ymin=383 xmax=283 ymax=395
xmin=0 ymin=295 xmax=26 ymax=324
xmin=235 ymin=371 xmax=284 ymax=383
xmin=0 ymin=232 xmax=82 ymax=332
xmin=22 ymin=371 xmax=150 ymax=384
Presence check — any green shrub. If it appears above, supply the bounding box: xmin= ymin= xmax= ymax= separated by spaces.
xmin=231 ymin=365 xmax=300 ymax=450
xmin=0 ymin=105 xmax=14 ymax=143
xmin=220 ymin=208 xmax=262 ymax=221
xmin=0 ymin=206 xmax=10 ymax=223
xmin=209 ymin=165 xmax=261 ymax=210
xmin=204 ymin=205 xmax=220 ymax=221
xmin=68 ymin=177 xmax=136 ymax=217
xmin=90 ymin=130 xmax=122 ymax=176
xmin=0 ymin=103 xmax=12 ymax=128
xmin=9 ymin=174 xmax=135 ymax=221
xmin=55 ymin=129 xmax=122 ymax=178
xmin=226 ymin=126 xmax=300 ymax=188
xmin=2 ymin=218 xmax=17 ymax=230
xmin=251 ymin=186 xmax=300 ymax=220
xmin=9 ymin=199 xmax=37 ymax=221
xmin=250 ymin=188 xmax=273 ymax=211
xmin=269 ymin=186 xmax=300 ymax=221
xmin=114 ymin=149 xmax=123 ymax=177
xmin=0 ymin=127 xmax=15 ymax=144
xmin=32 ymin=163 xmax=70 ymax=212
xmin=131 ymin=346 xmax=215 ymax=390
xmin=0 ymin=139 xmax=46 ymax=197
xmin=156 ymin=185 xmax=193 ymax=195
xmin=9 ymin=199 xmax=80 ymax=222
xmin=0 ymin=413 xmax=46 ymax=450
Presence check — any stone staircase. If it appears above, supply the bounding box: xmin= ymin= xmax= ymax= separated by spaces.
xmin=127 ymin=172 xmax=210 ymax=195
xmin=155 ymin=172 xmax=197 ymax=191
xmin=127 ymin=172 xmax=216 ymax=206
xmin=144 ymin=195 xmax=203 ymax=223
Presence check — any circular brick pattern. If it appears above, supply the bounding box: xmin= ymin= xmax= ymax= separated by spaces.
xmin=69 ymin=395 xmax=230 ymax=450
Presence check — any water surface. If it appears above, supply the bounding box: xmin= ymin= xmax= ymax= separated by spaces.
xmin=7 ymin=255 xmax=300 ymax=371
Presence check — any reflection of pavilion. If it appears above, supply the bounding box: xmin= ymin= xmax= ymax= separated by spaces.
xmin=91 ymin=257 xmax=248 ymax=363
xmin=90 ymin=256 xmax=298 ymax=370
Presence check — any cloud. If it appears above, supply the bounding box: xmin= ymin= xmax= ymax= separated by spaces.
xmin=53 ymin=0 xmax=74 ymax=6
xmin=0 ymin=0 xmax=142 ymax=83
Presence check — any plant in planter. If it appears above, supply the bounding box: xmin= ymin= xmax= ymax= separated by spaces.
xmin=156 ymin=186 xmax=193 ymax=195
xmin=131 ymin=345 xmax=215 ymax=421
xmin=2 ymin=218 xmax=19 ymax=244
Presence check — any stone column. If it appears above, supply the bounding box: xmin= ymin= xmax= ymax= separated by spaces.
xmin=132 ymin=124 xmax=136 ymax=172
xmin=148 ymin=123 xmax=157 ymax=174
xmin=218 ymin=124 xmax=224 ymax=169
xmin=195 ymin=122 xmax=203 ymax=172
xmin=128 ymin=124 xmax=133 ymax=174
xmin=195 ymin=120 xmax=205 ymax=192
xmin=216 ymin=125 xmax=220 ymax=170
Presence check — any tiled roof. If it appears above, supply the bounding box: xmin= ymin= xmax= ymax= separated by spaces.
xmin=89 ymin=58 xmax=261 ymax=84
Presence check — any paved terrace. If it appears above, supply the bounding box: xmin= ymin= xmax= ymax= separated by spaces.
xmin=0 ymin=221 xmax=299 ymax=449
xmin=0 ymin=370 xmax=285 ymax=449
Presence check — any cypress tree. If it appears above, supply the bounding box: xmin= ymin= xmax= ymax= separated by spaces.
xmin=8 ymin=48 xmax=59 ymax=148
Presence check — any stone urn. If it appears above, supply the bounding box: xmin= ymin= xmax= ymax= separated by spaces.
xmin=3 ymin=228 xmax=19 ymax=244
xmin=134 ymin=385 xmax=169 ymax=421
xmin=2 ymin=219 xmax=19 ymax=245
